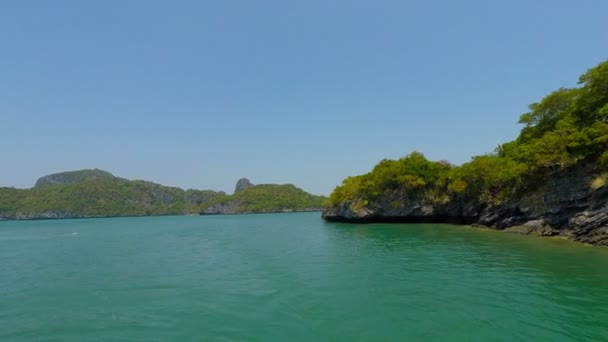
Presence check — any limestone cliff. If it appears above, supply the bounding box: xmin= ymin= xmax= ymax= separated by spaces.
xmin=323 ymin=59 xmax=608 ymax=246
xmin=234 ymin=178 xmax=254 ymax=193
xmin=323 ymin=163 xmax=608 ymax=246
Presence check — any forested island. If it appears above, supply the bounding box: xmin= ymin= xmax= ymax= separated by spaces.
xmin=323 ymin=60 xmax=608 ymax=246
xmin=0 ymin=170 xmax=326 ymax=220
xmin=201 ymin=178 xmax=326 ymax=214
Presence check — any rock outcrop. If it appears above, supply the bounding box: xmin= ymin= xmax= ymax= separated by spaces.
xmin=234 ymin=178 xmax=254 ymax=193
xmin=323 ymin=164 xmax=608 ymax=246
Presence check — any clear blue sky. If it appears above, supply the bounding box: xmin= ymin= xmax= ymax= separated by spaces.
xmin=1 ymin=1 xmax=607 ymax=195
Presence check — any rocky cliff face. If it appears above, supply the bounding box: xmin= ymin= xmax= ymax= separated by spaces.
xmin=234 ymin=178 xmax=254 ymax=193
xmin=323 ymin=164 xmax=608 ymax=246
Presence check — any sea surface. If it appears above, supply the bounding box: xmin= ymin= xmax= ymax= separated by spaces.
xmin=1 ymin=213 xmax=607 ymax=341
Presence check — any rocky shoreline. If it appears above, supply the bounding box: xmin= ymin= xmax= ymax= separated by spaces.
xmin=323 ymin=164 xmax=608 ymax=246
xmin=0 ymin=209 xmax=324 ymax=222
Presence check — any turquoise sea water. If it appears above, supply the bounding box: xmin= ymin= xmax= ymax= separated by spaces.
xmin=1 ymin=212 xmax=607 ymax=341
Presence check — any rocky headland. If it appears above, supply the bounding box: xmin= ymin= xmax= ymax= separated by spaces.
xmin=323 ymin=59 xmax=608 ymax=246
xmin=323 ymin=163 xmax=608 ymax=246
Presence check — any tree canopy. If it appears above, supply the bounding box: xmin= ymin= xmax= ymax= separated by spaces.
xmin=328 ymin=60 xmax=608 ymax=207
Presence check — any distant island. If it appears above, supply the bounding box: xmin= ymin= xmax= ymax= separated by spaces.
xmin=201 ymin=178 xmax=326 ymax=215
xmin=323 ymin=59 xmax=608 ymax=246
xmin=0 ymin=171 xmax=326 ymax=220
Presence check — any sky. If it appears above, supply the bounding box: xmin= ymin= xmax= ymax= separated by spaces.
xmin=1 ymin=1 xmax=607 ymax=195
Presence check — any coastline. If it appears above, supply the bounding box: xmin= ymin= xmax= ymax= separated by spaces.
xmin=0 ymin=210 xmax=324 ymax=223
xmin=200 ymin=208 xmax=323 ymax=216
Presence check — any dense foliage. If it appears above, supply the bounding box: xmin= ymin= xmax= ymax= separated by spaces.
xmin=0 ymin=170 xmax=325 ymax=219
xmin=201 ymin=184 xmax=327 ymax=213
xmin=0 ymin=170 xmax=224 ymax=219
xmin=34 ymin=169 xmax=116 ymax=188
xmin=329 ymin=60 xmax=608 ymax=207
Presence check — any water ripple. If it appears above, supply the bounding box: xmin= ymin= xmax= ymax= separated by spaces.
xmin=1 ymin=215 xmax=607 ymax=341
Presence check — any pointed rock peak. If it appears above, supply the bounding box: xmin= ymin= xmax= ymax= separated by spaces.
xmin=234 ymin=178 xmax=254 ymax=193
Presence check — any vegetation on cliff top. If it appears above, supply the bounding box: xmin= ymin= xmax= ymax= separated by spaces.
xmin=201 ymin=183 xmax=327 ymax=214
xmin=328 ymin=60 xmax=608 ymax=208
